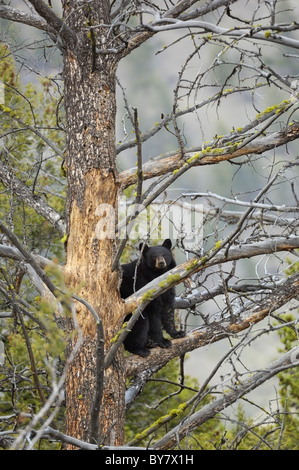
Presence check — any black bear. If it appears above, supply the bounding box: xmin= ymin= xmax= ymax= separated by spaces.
xmin=120 ymin=239 xmax=185 ymax=357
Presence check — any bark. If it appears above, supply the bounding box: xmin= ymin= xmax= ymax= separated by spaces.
xmin=61 ymin=1 xmax=125 ymax=447
xmin=0 ymin=435 xmax=15 ymax=450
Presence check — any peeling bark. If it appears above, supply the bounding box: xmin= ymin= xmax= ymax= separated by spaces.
xmin=61 ymin=1 xmax=125 ymax=447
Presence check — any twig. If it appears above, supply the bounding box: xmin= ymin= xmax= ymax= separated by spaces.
xmin=133 ymin=107 xmax=143 ymax=204
xmin=111 ymin=108 xmax=143 ymax=271
xmin=10 ymin=304 xmax=83 ymax=450
xmin=152 ymin=346 xmax=299 ymax=449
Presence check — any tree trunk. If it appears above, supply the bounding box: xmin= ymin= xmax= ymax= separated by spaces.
xmin=61 ymin=1 xmax=125 ymax=447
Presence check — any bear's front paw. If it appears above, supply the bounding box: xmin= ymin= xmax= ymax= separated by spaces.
xmin=172 ymin=330 xmax=185 ymax=338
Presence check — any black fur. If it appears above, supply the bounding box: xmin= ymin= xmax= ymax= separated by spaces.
xmin=120 ymin=239 xmax=185 ymax=357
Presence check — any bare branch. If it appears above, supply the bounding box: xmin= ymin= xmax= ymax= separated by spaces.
xmin=162 ymin=0 xmax=200 ymax=19
xmin=0 ymin=222 xmax=66 ymax=310
xmin=33 ymin=426 xmax=152 ymax=450
xmin=182 ymin=191 xmax=299 ymax=213
xmin=152 ymin=345 xmax=299 ymax=449
xmin=0 ymin=4 xmax=52 ymax=32
xmin=125 ymin=272 xmax=299 ymax=378
xmin=142 ymin=18 xmax=299 ymax=50
xmin=123 ymin=236 xmax=299 ymax=315
xmin=133 ymin=107 xmax=143 ymax=204
xmin=116 ymin=86 xmax=263 ymax=156
xmin=120 ymin=0 xmax=239 ymax=56
xmin=27 ymin=0 xmax=77 ymax=46
xmin=0 ymin=244 xmax=52 ymax=268
xmin=0 ymin=159 xmax=65 ymax=235
xmin=118 ymin=122 xmax=299 ymax=187
xmin=111 ymin=107 xmax=144 ymax=270
xmin=174 ymin=282 xmax=276 ymax=310
xmin=178 ymin=0 xmax=239 ymax=20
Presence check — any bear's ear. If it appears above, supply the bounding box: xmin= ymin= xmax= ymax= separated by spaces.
xmin=139 ymin=242 xmax=149 ymax=254
xmin=162 ymin=239 xmax=172 ymax=250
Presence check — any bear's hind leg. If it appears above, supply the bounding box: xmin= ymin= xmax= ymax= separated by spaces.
xmin=123 ymin=315 xmax=150 ymax=357
xmin=161 ymin=305 xmax=185 ymax=338
xmin=148 ymin=309 xmax=172 ymax=349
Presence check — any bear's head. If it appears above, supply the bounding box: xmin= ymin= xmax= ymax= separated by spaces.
xmin=139 ymin=239 xmax=174 ymax=272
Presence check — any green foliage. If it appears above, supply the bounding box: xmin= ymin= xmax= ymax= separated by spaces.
xmin=0 ymin=273 xmax=70 ymax=449
xmin=0 ymin=44 xmax=67 ymax=448
xmin=275 ymin=257 xmax=299 ymax=449
xmin=0 ymin=43 xmax=66 ymax=258
xmin=279 ymin=255 xmax=299 ymax=421
xmin=276 ymin=317 xmax=299 ymax=450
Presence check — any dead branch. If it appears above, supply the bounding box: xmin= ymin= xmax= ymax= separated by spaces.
xmin=119 ymin=122 xmax=299 ymax=188
xmin=123 ymin=236 xmax=299 ymax=315
xmin=0 ymin=159 xmax=65 ymax=235
xmin=152 ymin=345 xmax=299 ymax=449
xmin=125 ymin=271 xmax=299 ymax=377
